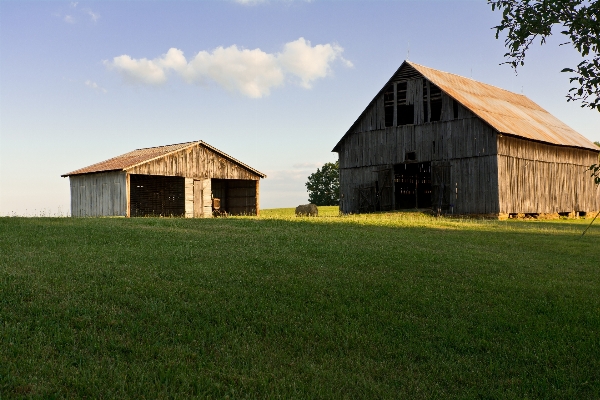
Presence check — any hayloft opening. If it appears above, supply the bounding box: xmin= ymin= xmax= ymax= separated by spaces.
xmin=397 ymin=81 xmax=414 ymax=125
xmin=211 ymin=179 xmax=257 ymax=216
xmin=453 ymin=99 xmax=459 ymax=119
xmin=394 ymin=162 xmax=432 ymax=209
xmin=430 ymin=84 xmax=442 ymax=122
xmin=384 ymin=85 xmax=394 ymax=127
xmin=130 ymin=174 xmax=185 ymax=217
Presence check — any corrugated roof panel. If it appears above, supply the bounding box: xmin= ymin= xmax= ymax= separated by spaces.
xmin=62 ymin=142 xmax=195 ymax=176
xmin=407 ymin=61 xmax=598 ymax=151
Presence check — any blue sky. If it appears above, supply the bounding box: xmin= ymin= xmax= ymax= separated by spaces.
xmin=1 ymin=0 xmax=599 ymax=215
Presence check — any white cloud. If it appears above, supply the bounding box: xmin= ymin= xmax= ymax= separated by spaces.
xmin=85 ymin=80 xmax=107 ymax=93
xmin=54 ymin=4 xmax=100 ymax=24
xmin=87 ymin=10 xmax=100 ymax=22
xmin=184 ymin=46 xmax=284 ymax=97
xmin=278 ymin=38 xmax=351 ymax=88
xmin=105 ymin=38 xmax=351 ymax=98
xmin=105 ymin=55 xmax=168 ymax=85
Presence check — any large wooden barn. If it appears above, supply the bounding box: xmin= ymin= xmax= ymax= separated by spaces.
xmin=62 ymin=140 xmax=265 ymax=217
xmin=333 ymin=61 xmax=600 ymax=217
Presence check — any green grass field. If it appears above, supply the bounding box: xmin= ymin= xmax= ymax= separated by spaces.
xmin=1 ymin=208 xmax=599 ymax=398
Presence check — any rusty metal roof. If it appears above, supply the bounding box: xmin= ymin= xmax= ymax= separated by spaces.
xmin=62 ymin=140 xmax=266 ymax=178
xmin=334 ymin=61 xmax=598 ymax=152
xmin=408 ymin=61 xmax=598 ymax=150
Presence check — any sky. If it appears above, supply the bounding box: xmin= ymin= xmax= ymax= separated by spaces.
xmin=1 ymin=0 xmax=599 ymax=216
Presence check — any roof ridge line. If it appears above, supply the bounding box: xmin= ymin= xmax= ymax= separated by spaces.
xmin=123 ymin=141 xmax=201 ymax=171
xmin=133 ymin=140 xmax=198 ymax=151
xmin=407 ymin=60 xmax=528 ymax=98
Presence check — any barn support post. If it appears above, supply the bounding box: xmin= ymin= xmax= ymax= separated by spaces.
xmin=185 ymin=178 xmax=194 ymax=218
xmin=202 ymin=179 xmax=212 ymax=218
xmin=126 ymin=173 xmax=131 ymax=218
xmin=256 ymin=179 xmax=260 ymax=216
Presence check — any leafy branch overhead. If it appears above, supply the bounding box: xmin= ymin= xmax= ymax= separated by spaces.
xmin=490 ymin=0 xmax=600 ymax=110
xmin=305 ymin=162 xmax=340 ymax=206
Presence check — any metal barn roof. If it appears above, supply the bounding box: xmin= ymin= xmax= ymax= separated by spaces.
xmin=62 ymin=140 xmax=266 ymax=178
xmin=335 ymin=61 xmax=599 ymax=152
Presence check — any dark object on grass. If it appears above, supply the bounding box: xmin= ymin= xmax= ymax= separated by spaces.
xmin=295 ymin=204 xmax=318 ymax=217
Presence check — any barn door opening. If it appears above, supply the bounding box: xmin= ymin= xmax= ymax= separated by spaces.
xmin=130 ymin=174 xmax=185 ymax=217
xmin=394 ymin=162 xmax=432 ymax=209
xmin=377 ymin=168 xmax=394 ymax=211
xmin=356 ymin=185 xmax=376 ymax=213
xmin=431 ymin=162 xmax=451 ymax=214
xmin=211 ymin=179 xmax=258 ymax=216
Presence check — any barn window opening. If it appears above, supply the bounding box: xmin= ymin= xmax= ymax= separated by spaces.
xmin=405 ymin=151 xmax=416 ymax=161
xmin=429 ymin=83 xmax=442 ymax=122
xmin=384 ymin=85 xmax=394 ymax=127
xmin=394 ymin=162 xmax=432 ymax=210
xmin=423 ymin=81 xmax=429 ymax=122
xmin=453 ymin=99 xmax=459 ymax=119
xmin=396 ymin=81 xmax=414 ymax=125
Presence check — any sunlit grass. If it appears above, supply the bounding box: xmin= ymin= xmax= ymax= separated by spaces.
xmin=1 ymin=210 xmax=599 ymax=398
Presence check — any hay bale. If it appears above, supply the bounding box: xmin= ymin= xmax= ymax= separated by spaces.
xmin=295 ymin=204 xmax=318 ymax=217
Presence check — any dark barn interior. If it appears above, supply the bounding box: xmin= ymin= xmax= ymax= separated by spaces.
xmin=211 ymin=179 xmax=257 ymax=215
xmin=394 ymin=162 xmax=432 ymax=209
xmin=130 ymin=174 xmax=185 ymax=217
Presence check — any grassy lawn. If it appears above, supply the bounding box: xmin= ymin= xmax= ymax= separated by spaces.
xmin=1 ymin=208 xmax=599 ymax=398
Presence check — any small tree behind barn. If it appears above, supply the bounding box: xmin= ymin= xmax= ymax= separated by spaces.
xmin=306 ymin=161 xmax=340 ymax=206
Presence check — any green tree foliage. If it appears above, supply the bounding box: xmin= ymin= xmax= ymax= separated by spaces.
xmin=305 ymin=161 xmax=340 ymax=206
xmin=490 ymin=0 xmax=600 ymax=110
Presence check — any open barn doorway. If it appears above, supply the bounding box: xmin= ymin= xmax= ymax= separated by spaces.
xmin=130 ymin=174 xmax=185 ymax=217
xmin=211 ymin=179 xmax=258 ymax=216
xmin=394 ymin=162 xmax=432 ymax=209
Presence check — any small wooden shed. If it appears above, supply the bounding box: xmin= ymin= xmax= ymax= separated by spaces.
xmin=333 ymin=61 xmax=600 ymax=217
xmin=62 ymin=140 xmax=265 ymax=217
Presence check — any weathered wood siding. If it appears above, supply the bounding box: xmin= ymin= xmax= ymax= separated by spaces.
xmin=193 ymin=179 xmax=212 ymax=218
xmin=497 ymin=136 xmax=600 ymax=213
xmin=347 ymin=79 xmax=470 ymax=135
xmin=339 ymin=106 xmax=500 ymax=214
xmin=126 ymin=144 xmax=261 ymax=180
xmin=69 ymin=171 xmax=127 ymax=217
xmin=185 ymin=178 xmax=194 ymax=218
